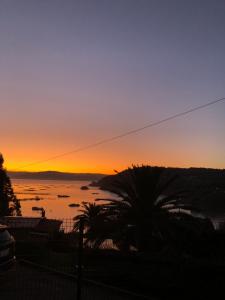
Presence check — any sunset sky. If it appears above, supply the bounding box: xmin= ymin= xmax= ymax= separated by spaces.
xmin=1 ymin=0 xmax=225 ymax=173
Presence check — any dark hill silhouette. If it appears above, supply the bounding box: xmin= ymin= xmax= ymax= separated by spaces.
xmin=8 ymin=171 xmax=106 ymax=181
xmin=93 ymin=167 xmax=225 ymax=218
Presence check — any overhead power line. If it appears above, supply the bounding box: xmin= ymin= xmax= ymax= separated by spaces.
xmin=18 ymin=96 xmax=225 ymax=169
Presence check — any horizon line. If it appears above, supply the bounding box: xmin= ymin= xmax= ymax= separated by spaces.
xmin=7 ymin=165 xmax=225 ymax=174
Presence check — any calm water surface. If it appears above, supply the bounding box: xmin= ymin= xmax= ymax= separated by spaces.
xmin=12 ymin=179 xmax=113 ymax=219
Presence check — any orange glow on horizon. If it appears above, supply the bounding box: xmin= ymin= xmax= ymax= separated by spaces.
xmin=5 ymin=155 xmax=224 ymax=174
xmin=2 ymin=124 xmax=224 ymax=174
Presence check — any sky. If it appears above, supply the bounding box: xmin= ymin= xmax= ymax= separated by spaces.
xmin=0 ymin=0 xmax=225 ymax=173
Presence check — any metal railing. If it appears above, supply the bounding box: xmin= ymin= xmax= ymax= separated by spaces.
xmin=0 ymin=216 xmax=151 ymax=300
xmin=0 ymin=260 xmax=151 ymax=300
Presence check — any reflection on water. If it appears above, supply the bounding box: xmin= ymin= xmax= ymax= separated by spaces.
xmin=12 ymin=179 xmax=112 ymax=219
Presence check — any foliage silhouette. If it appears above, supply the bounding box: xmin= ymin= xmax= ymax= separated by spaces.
xmin=99 ymin=166 xmax=198 ymax=252
xmin=75 ymin=165 xmax=208 ymax=253
xmin=73 ymin=202 xmax=111 ymax=249
xmin=0 ymin=153 xmax=21 ymax=216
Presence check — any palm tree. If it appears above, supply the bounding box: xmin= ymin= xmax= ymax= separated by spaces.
xmin=97 ymin=165 xmax=199 ymax=252
xmin=73 ymin=202 xmax=110 ymax=249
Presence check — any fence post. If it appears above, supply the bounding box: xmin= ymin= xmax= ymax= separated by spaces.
xmin=76 ymin=219 xmax=84 ymax=300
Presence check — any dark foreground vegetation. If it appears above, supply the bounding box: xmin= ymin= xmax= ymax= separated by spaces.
xmin=94 ymin=166 xmax=225 ymax=218
xmin=73 ymin=165 xmax=225 ymax=297
xmin=0 ymin=154 xmax=21 ymax=217
xmin=76 ymin=166 xmax=215 ymax=252
xmin=2 ymin=160 xmax=225 ymax=298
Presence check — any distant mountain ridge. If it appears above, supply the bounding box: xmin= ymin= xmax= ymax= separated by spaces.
xmin=8 ymin=171 xmax=106 ymax=181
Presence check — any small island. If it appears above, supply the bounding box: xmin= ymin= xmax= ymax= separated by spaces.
xmin=68 ymin=203 xmax=80 ymax=208
xmin=32 ymin=206 xmax=42 ymax=211
xmin=80 ymin=186 xmax=89 ymax=190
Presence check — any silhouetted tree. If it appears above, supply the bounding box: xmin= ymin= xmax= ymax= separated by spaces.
xmin=0 ymin=153 xmax=21 ymax=216
xmin=74 ymin=165 xmax=209 ymax=254
xmin=98 ymin=165 xmax=201 ymax=252
xmin=73 ymin=202 xmax=110 ymax=248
